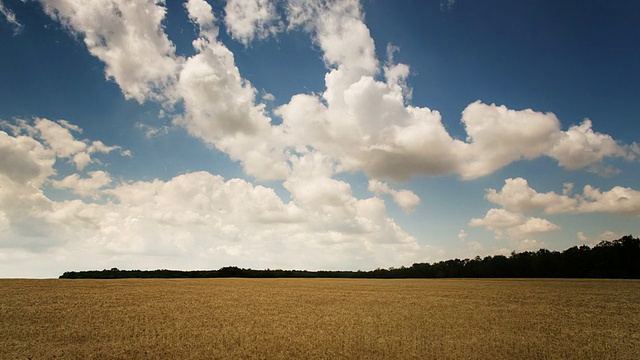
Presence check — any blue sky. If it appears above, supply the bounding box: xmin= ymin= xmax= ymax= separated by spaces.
xmin=0 ymin=0 xmax=638 ymax=277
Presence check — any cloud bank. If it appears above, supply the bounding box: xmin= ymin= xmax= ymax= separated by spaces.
xmin=0 ymin=0 xmax=636 ymax=276
xmin=36 ymin=0 xmax=636 ymax=184
xmin=0 ymin=119 xmax=420 ymax=275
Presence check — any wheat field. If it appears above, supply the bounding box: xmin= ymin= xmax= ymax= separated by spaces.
xmin=1 ymin=278 xmax=638 ymax=359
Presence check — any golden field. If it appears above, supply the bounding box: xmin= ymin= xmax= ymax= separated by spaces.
xmin=1 ymin=278 xmax=638 ymax=359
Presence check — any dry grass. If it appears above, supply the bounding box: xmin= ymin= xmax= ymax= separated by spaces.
xmin=1 ymin=278 xmax=638 ymax=359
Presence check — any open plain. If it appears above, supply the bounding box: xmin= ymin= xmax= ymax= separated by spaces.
xmin=1 ymin=278 xmax=639 ymax=359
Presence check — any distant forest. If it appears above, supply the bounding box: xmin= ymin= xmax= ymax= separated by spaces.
xmin=60 ymin=235 xmax=640 ymax=279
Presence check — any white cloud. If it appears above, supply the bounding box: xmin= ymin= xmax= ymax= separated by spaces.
xmin=99 ymin=170 xmax=420 ymax=267
xmin=384 ymin=43 xmax=412 ymax=101
xmin=51 ymin=171 xmax=112 ymax=198
xmin=0 ymin=134 xmax=56 ymax=247
xmin=276 ymin=4 xmax=634 ymax=182
xmin=368 ymin=179 xmax=421 ymax=213
xmin=468 ymin=208 xmax=560 ymax=243
xmin=313 ymin=0 xmax=378 ymax=73
xmin=33 ymin=118 xmax=87 ymax=158
xmin=0 ymin=120 xmax=426 ymax=273
xmin=176 ymin=46 xmax=267 ymax=136
xmin=473 ymin=177 xmax=640 ymax=248
xmin=0 ymin=0 xmax=22 ymax=33
xmin=37 ymin=0 xmax=634 ymax=186
xmin=37 ymin=0 xmax=289 ymax=182
xmin=184 ymin=0 xmax=216 ymax=29
xmin=224 ymin=0 xmax=282 ymax=45
xmin=17 ymin=0 xmax=638 ymax=276
xmin=5 ymin=169 xmax=423 ymax=272
xmin=285 ymin=0 xmax=319 ymax=30
xmin=547 ymin=119 xmax=628 ymax=170
xmin=0 ymin=130 xmax=55 ymax=185
xmin=278 ymin=93 xmax=633 ymax=182
xmin=485 ymin=177 xmax=577 ymax=214
xmin=0 ymin=120 xmax=130 ymax=248
xmin=0 ymin=118 xmax=122 ymax=193
xmin=578 ymin=185 xmax=640 ymax=214
xmin=286 ymin=0 xmax=377 ymax=73
xmin=39 ymin=0 xmax=181 ymax=103
xmin=484 ymin=177 xmax=640 ymax=216
xmin=175 ymin=0 xmax=289 ymax=181
xmin=7 ymin=118 xmax=124 ymax=170
xmin=276 ymin=69 xmax=465 ymax=181
xmin=469 ymin=208 xmax=526 ymax=231
xmin=459 ymin=101 xmax=563 ymax=179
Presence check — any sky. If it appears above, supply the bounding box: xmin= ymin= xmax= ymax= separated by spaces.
xmin=0 ymin=0 xmax=639 ymax=278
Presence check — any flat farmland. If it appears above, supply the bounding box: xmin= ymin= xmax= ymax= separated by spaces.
xmin=1 ymin=278 xmax=638 ymax=359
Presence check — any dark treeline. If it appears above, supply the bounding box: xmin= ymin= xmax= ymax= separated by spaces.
xmin=60 ymin=235 xmax=640 ymax=279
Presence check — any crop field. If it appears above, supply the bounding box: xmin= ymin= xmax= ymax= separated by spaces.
xmin=1 ymin=278 xmax=639 ymax=359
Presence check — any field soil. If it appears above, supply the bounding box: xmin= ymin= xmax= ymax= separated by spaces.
xmin=1 ymin=278 xmax=638 ymax=359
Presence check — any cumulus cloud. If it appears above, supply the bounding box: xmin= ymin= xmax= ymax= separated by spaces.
xmin=224 ymin=0 xmax=282 ymax=45
xmin=180 ymin=0 xmax=265 ymax=137
xmin=312 ymin=0 xmax=377 ymax=73
xmin=39 ymin=0 xmax=181 ymax=103
xmin=101 ymin=171 xmax=420 ymax=268
xmin=33 ymin=118 xmax=88 ymax=158
xmin=51 ymin=171 xmax=112 ymax=198
xmin=278 ymin=3 xmax=633 ymax=182
xmin=578 ymin=185 xmax=640 ymax=214
xmin=0 ymin=130 xmax=55 ymax=186
xmin=184 ymin=0 xmax=216 ymax=28
xmin=17 ymin=0 xmax=638 ymax=275
xmin=368 ymin=180 xmax=421 ymax=213
xmin=37 ymin=0 xmax=634 ymax=185
xmin=0 ymin=128 xmax=57 ymax=247
xmin=2 ymin=169 xmax=424 ymax=272
xmin=485 ymin=177 xmax=577 ymax=214
xmin=278 ymin=94 xmax=633 ymax=182
xmin=0 ymin=119 xmax=125 ymax=244
xmin=276 ymin=45 xmax=465 ymax=181
xmin=286 ymin=0 xmax=377 ymax=71
xmin=547 ymin=119 xmax=629 ymax=170
xmin=5 ymin=118 xmax=124 ymax=170
xmin=0 ymin=119 xmax=425 ymax=273
xmin=472 ymin=177 xmax=640 ymax=247
xmin=485 ymin=177 xmax=640 ymax=216
xmin=174 ymin=0 xmax=289 ymax=180
xmin=467 ymin=209 xmax=560 ymax=254
xmin=0 ymin=172 xmax=54 ymax=245
xmin=459 ymin=102 xmax=562 ymax=179
xmin=468 ymin=208 xmax=559 ymax=245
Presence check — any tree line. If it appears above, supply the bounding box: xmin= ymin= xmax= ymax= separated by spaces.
xmin=60 ymin=235 xmax=640 ymax=279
